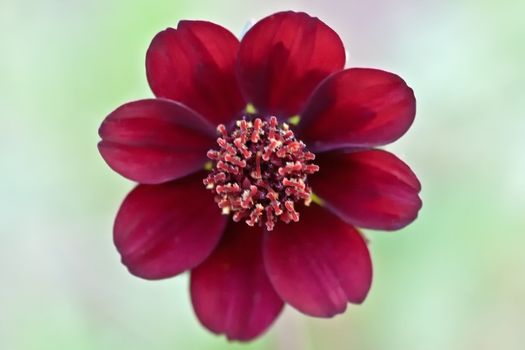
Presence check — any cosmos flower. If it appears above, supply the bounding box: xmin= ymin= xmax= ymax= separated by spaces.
xmin=98 ymin=11 xmax=421 ymax=341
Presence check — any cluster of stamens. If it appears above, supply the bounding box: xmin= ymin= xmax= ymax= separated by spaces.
xmin=204 ymin=116 xmax=319 ymax=231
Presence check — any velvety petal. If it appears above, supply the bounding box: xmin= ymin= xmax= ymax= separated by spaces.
xmin=311 ymin=149 xmax=422 ymax=230
xmin=146 ymin=21 xmax=245 ymax=125
xmin=114 ymin=173 xmax=227 ymax=280
xmin=98 ymin=99 xmax=215 ymax=184
xmin=264 ymin=205 xmax=372 ymax=317
xmin=299 ymin=68 xmax=416 ymax=152
xmin=190 ymin=224 xmax=283 ymax=341
xmin=237 ymin=11 xmax=345 ymax=118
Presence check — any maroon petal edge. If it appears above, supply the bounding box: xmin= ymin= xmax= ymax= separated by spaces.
xmin=191 ymin=224 xmax=284 ymax=341
xmin=237 ymin=11 xmax=345 ymax=118
xmin=146 ymin=20 xmax=245 ymax=125
xmin=114 ymin=173 xmax=227 ymax=280
xmin=264 ymin=205 xmax=372 ymax=317
xmin=299 ymin=68 xmax=416 ymax=152
xmin=98 ymin=99 xmax=215 ymax=184
xmin=311 ymin=149 xmax=422 ymax=230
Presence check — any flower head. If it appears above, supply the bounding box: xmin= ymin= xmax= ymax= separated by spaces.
xmin=98 ymin=11 xmax=422 ymax=341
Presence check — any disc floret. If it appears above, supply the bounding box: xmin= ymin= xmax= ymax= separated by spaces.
xmin=204 ymin=116 xmax=319 ymax=231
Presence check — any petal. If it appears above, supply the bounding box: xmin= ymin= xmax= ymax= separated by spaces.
xmin=190 ymin=224 xmax=284 ymax=341
xmin=299 ymin=68 xmax=416 ymax=152
xmin=146 ymin=21 xmax=245 ymax=125
xmin=237 ymin=11 xmax=345 ymax=118
xmin=311 ymin=149 xmax=422 ymax=230
xmin=114 ymin=173 xmax=227 ymax=280
xmin=264 ymin=205 xmax=372 ymax=317
xmin=98 ymin=99 xmax=215 ymax=184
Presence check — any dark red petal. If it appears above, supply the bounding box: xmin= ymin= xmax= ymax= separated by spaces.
xmin=264 ymin=205 xmax=372 ymax=317
xmin=98 ymin=99 xmax=215 ymax=184
xmin=114 ymin=173 xmax=226 ymax=280
xmin=237 ymin=11 xmax=345 ymax=118
xmin=190 ymin=224 xmax=283 ymax=341
xmin=299 ymin=68 xmax=416 ymax=152
xmin=146 ymin=21 xmax=245 ymax=125
xmin=311 ymin=149 xmax=422 ymax=230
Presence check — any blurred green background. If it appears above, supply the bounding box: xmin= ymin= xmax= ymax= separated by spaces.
xmin=1 ymin=0 xmax=524 ymax=349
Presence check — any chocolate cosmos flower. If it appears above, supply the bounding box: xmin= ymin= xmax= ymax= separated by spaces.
xmin=98 ymin=11 xmax=422 ymax=341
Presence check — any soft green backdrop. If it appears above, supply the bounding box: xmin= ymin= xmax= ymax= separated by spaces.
xmin=1 ymin=0 xmax=524 ymax=349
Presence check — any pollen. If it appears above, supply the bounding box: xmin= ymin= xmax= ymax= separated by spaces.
xmin=203 ymin=116 xmax=319 ymax=231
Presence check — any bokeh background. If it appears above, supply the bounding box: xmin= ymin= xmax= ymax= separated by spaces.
xmin=2 ymin=0 xmax=524 ymax=349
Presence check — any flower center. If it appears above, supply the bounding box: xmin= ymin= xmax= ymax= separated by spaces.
xmin=204 ymin=116 xmax=319 ymax=231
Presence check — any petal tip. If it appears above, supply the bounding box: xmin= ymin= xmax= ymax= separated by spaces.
xmin=264 ymin=206 xmax=373 ymax=319
xmin=237 ymin=11 xmax=345 ymax=117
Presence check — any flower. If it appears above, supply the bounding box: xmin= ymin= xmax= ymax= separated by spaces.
xmin=98 ymin=11 xmax=421 ymax=341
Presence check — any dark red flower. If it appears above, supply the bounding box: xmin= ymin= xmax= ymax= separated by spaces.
xmin=98 ymin=11 xmax=421 ymax=341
